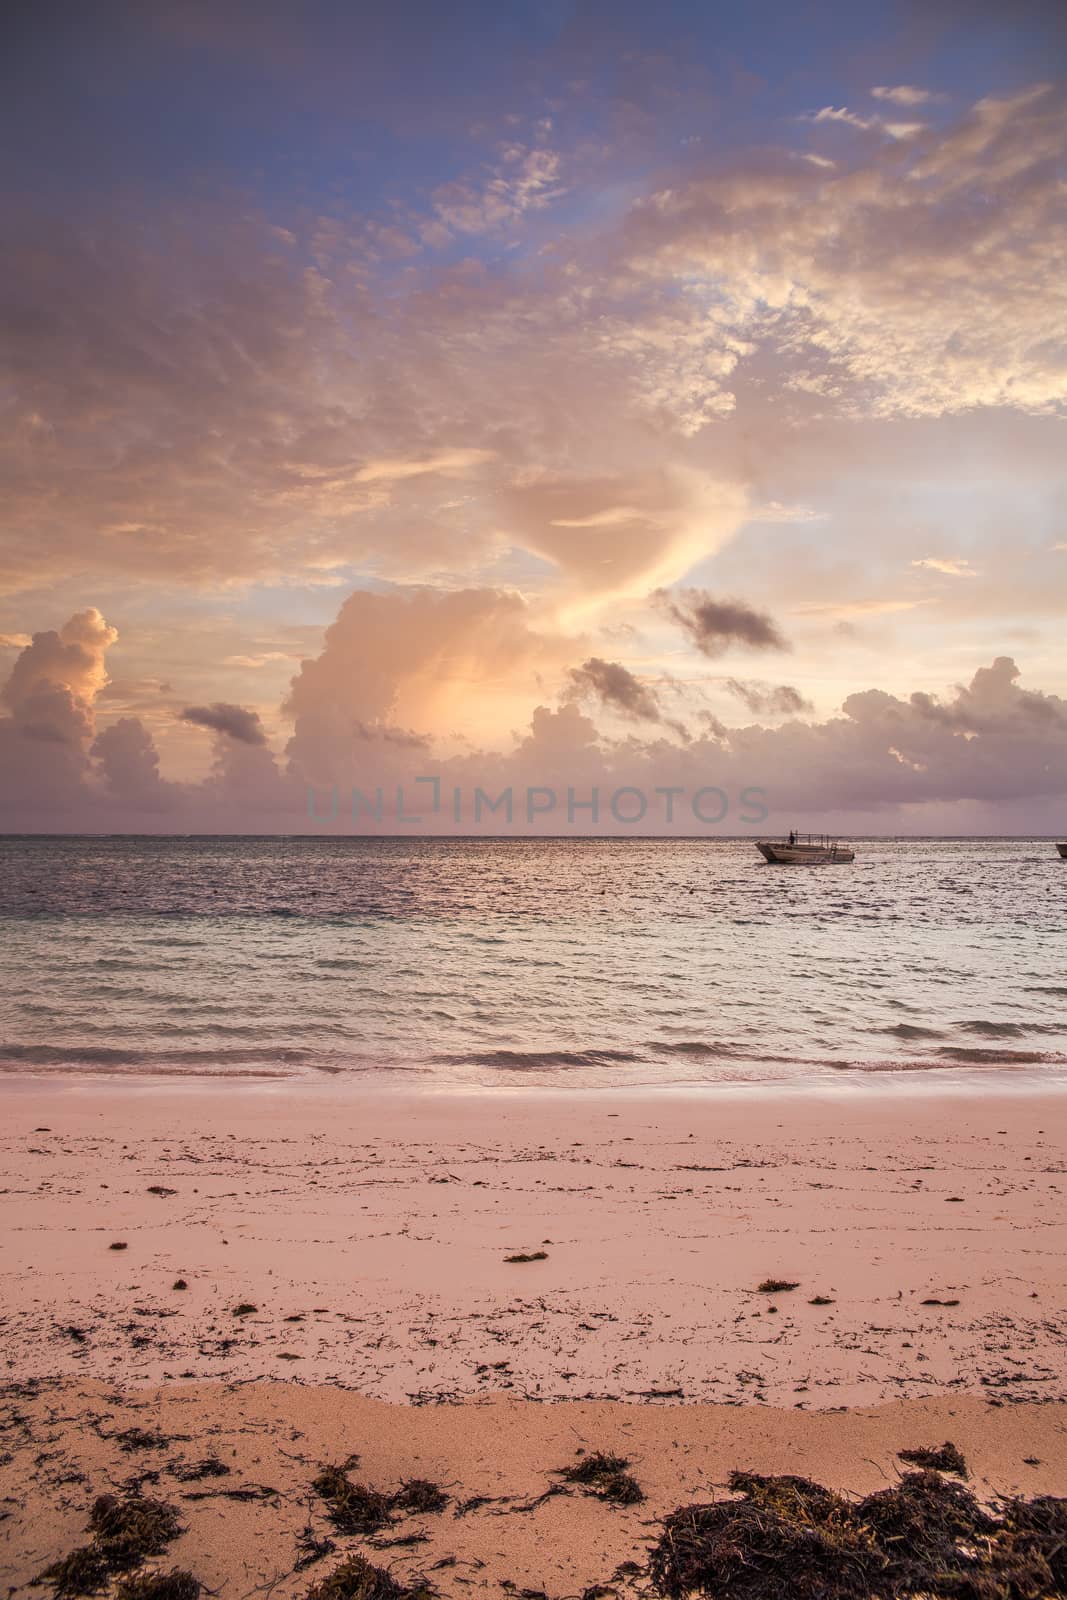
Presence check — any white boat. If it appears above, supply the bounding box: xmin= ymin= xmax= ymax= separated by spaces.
xmin=756 ymin=832 xmax=855 ymax=865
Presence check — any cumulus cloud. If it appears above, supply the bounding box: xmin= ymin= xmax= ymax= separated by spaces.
xmin=656 ymin=589 xmax=790 ymax=657
xmin=2 ymin=605 xmax=1066 ymax=831
xmin=283 ymin=586 xmax=575 ymax=785
xmin=91 ymin=717 xmax=174 ymax=810
xmin=0 ymin=609 xmax=117 ymax=744
xmin=179 ymin=703 xmax=267 ymax=745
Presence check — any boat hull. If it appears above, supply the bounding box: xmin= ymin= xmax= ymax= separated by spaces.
xmin=1058 ymin=842 xmax=1067 ymax=859
xmin=756 ymin=841 xmax=855 ymax=865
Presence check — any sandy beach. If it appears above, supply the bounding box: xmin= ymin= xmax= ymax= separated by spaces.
xmin=2 ymin=1076 xmax=1066 ymax=1594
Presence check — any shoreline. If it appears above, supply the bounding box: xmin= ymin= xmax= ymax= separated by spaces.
xmin=4 ymin=1062 xmax=1067 ymax=1100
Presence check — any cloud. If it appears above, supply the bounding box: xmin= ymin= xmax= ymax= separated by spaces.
xmin=724 ymin=679 xmax=813 ymax=715
xmin=179 ymin=702 xmax=267 ymax=745
xmin=91 ymin=716 xmax=173 ymax=808
xmin=2 ymin=605 xmax=1066 ymax=831
xmin=432 ymin=144 xmax=566 ymax=234
xmin=2 ymin=81 xmax=1064 ymax=626
xmin=657 ymin=589 xmax=790 ymax=656
xmin=0 ymin=608 xmax=117 ymax=744
xmin=283 ymin=586 xmax=576 ymax=784
xmin=620 ymin=83 xmax=1067 ymax=421
xmin=871 ymin=85 xmax=941 ymax=106
xmin=810 ymin=105 xmax=878 ymax=130
xmin=222 ymin=652 xmax=300 ymax=668
xmin=808 ymin=105 xmax=925 ymax=139
xmin=352 ymin=721 xmax=431 ymax=748
xmin=500 ymin=469 xmax=748 ymax=606
xmin=912 ymin=556 xmax=980 ymax=576
xmin=566 ymin=657 xmax=667 ymax=725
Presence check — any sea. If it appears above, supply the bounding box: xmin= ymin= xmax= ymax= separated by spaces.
xmin=1 ymin=835 xmax=1065 ymax=1091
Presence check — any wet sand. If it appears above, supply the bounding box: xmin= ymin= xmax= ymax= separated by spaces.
xmin=2 ymin=1076 xmax=1066 ymax=1594
xmin=2 ymin=1077 xmax=1065 ymax=1406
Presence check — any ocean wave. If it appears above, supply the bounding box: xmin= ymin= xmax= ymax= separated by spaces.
xmin=934 ymin=1047 xmax=1064 ymax=1065
xmin=430 ymin=1047 xmax=644 ymax=1070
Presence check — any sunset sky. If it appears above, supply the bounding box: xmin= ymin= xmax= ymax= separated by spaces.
xmin=2 ymin=0 xmax=1066 ymax=832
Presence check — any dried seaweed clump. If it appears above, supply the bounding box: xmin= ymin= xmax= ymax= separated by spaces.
xmin=651 ymin=1475 xmax=883 ymax=1600
xmin=312 ymin=1464 xmax=450 ymax=1531
xmin=33 ymin=1546 xmax=112 ymax=1598
xmin=88 ymin=1495 xmax=184 ymax=1571
xmin=755 ymin=1278 xmax=799 ymax=1293
xmin=997 ymin=1495 xmax=1067 ymax=1594
xmin=312 ymin=1465 xmax=393 ymax=1534
xmin=897 ymin=1441 xmax=968 ymax=1476
xmin=391 ymin=1479 xmax=450 ymax=1514
xmin=35 ymin=1495 xmax=183 ymax=1597
xmin=304 ymin=1553 xmax=434 ymax=1600
xmin=649 ymin=1467 xmax=1067 ymax=1600
xmin=114 ymin=1573 xmax=201 ymax=1600
xmin=555 ymin=1451 xmax=645 ymax=1506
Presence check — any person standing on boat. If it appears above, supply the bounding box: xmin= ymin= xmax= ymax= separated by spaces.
xmin=788 ymin=829 xmax=796 ymax=845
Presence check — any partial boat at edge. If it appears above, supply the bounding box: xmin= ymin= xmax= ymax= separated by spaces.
xmin=756 ymin=833 xmax=855 ymax=865
xmin=1057 ymin=841 xmax=1067 ymax=859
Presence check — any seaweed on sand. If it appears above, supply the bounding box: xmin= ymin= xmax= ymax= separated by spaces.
xmin=113 ymin=1573 xmax=201 ymax=1600
xmin=391 ymin=1480 xmax=450 ymax=1514
xmin=303 ymin=1553 xmax=434 ymax=1600
xmin=312 ymin=1463 xmax=451 ymax=1530
xmin=554 ymin=1452 xmax=645 ymax=1506
xmin=33 ymin=1545 xmax=112 ymax=1597
xmin=312 ymin=1465 xmax=393 ymax=1534
xmin=649 ymin=1466 xmax=1067 ymax=1600
xmin=115 ymin=1427 xmax=170 ymax=1453
xmin=88 ymin=1494 xmax=184 ymax=1570
xmin=650 ymin=1491 xmax=884 ymax=1599
xmin=34 ymin=1495 xmax=183 ymax=1596
xmin=897 ymin=1441 xmax=968 ymax=1475
xmin=727 ymin=1471 xmax=853 ymax=1525
xmin=996 ymin=1495 xmax=1067 ymax=1593
xmin=756 ymin=1279 xmax=799 ymax=1293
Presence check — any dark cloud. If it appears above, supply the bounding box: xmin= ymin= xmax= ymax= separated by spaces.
xmin=179 ymin=702 xmax=267 ymax=745
xmin=565 ymin=655 xmax=692 ymax=742
xmin=725 ymin=679 xmax=813 ymax=715
xmin=657 ymin=589 xmax=790 ymax=657
xmin=566 ymin=657 xmax=663 ymax=722
xmin=352 ymin=721 xmax=431 ymax=748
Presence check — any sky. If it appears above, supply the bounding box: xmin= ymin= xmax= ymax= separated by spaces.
xmin=1 ymin=0 xmax=1065 ymax=833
